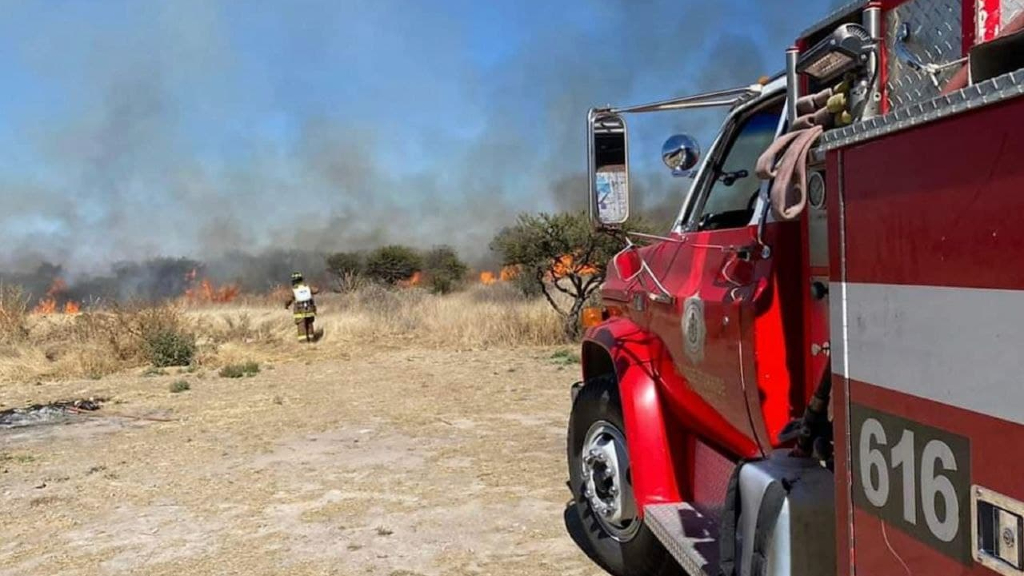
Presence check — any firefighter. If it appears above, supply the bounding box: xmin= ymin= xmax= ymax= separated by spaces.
xmin=284 ymin=272 xmax=321 ymax=342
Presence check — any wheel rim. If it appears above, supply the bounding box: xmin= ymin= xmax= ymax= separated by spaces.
xmin=581 ymin=420 xmax=639 ymax=541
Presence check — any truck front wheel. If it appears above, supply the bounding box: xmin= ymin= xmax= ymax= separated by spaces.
xmin=567 ymin=374 xmax=681 ymax=576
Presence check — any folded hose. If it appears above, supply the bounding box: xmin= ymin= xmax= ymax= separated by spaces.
xmin=755 ymin=125 xmax=823 ymax=221
xmin=762 ymin=10 xmax=1024 ymax=221
xmin=754 ymin=81 xmax=853 ymax=221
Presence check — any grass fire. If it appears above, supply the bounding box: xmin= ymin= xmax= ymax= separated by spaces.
xmin=31 ymin=278 xmax=81 ymax=315
xmin=0 ymin=209 xmax=629 ymax=386
xmin=183 ymin=269 xmax=241 ymax=304
xmin=0 ymin=1 xmax=842 ymax=573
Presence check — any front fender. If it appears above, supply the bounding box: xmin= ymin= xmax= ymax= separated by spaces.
xmin=581 ymin=318 xmax=683 ymax=509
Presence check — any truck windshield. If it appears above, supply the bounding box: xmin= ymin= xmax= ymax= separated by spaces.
xmin=692 ymin=106 xmax=782 ymax=231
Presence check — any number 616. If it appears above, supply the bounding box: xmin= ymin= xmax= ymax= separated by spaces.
xmin=859 ymin=418 xmax=960 ymax=543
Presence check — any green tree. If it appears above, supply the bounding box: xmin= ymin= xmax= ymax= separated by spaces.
xmin=325 ymin=251 xmax=365 ymax=291
xmin=490 ymin=211 xmax=649 ymax=338
xmin=365 ymin=245 xmax=424 ymax=286
xmin=423 ymin=246 xmax=468 ymax=294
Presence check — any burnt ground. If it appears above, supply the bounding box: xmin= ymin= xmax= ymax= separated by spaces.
xmin=0 ymin=347 xmax=604 ymax=576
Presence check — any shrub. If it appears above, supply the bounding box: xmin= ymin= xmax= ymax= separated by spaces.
xmin=490 ymin=211 xmax=653 ymax=338
xmin=365 ymin=245 xmax=423 ymax=285
xmin=219 ymin=361 xmax=260 ymax=378
xmin=83 ymin=303 xmax=195 ymax=365
xmin=169 ymin=380 xmax=190 ymax=393
xmin=0 ymin=284 xmax=30 ymax=344
xmin=144 ymin=329 xmax=196 ymax=368
xmin=325 ymin=251 xmax=365 ymax=291
xmin=422 ymin=246 xmax=468 ymax=294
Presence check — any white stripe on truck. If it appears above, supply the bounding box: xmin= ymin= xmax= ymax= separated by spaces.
xmin=831 ymin=282 xmax=1024 ymax=425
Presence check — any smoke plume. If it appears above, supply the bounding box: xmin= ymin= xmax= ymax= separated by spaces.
xmin=0 ymin=0 xmax=836 ymax=297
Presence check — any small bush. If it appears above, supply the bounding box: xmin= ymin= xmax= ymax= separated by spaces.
xmin=326 ymin=251 xmax=364 ymax=276
xmin=326 ymin=252 xmax=365 ymax=291
xmin=144 ymin=329 xmax=196 ymax=367
xmin=169 ymin=380 xmax=190 ymax=393
xmin=219 ymin=361 xmax=260 ymax=378
xmin=490 ymin=211 xmax=653 ymax=338
xmin=365 ymin=245 xmax=423 ymax=285
xmin=423 ymin=246 xmax=468 ymax=294
xmin=0 ymin=284 xmax=30 ymax=344
xmin=72 ymin=303 xmax=195 ymax=368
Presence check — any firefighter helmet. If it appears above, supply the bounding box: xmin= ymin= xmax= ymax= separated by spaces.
xmin=290 ymin=272 xmax=304 ymax=285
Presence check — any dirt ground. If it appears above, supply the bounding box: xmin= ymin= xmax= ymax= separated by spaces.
xmin=0 ymin=346 xmax=604 ymax=576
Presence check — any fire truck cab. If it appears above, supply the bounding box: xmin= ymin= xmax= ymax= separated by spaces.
xmin=568 ymin=2 xmax=1024 ymax=575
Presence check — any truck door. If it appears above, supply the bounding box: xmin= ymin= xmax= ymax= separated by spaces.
xmin=647 ymin=103 xmax=784 ymax=456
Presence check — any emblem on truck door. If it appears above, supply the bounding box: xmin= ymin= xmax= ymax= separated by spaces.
xmin=682 ymin=296 xmax=705 ymax=364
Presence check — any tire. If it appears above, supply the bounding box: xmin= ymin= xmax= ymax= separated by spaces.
xmin=567 ymin=374 xmax=683 ymax=576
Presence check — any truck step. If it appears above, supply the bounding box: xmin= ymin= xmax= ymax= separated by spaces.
xmin=644 ymin=503 xmax=720 ymax=576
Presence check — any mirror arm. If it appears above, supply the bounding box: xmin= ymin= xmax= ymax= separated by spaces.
xmin=609 ymin=84 xmax=763 ymax=115
xmin=625 ymin=230 xmax=685 ymax=244
xmin=615 ymin=99 xmax=746 ymax=113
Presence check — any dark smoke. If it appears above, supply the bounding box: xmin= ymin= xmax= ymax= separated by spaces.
xmin=0 ymin=1 xmax=836 ymax=298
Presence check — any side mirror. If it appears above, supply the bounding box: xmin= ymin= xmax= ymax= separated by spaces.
xmin=661 ymin=134 xmax=701 ymax=176
xmin=612 ymin=245 xmax=642 ymax=282
xmin=588 ymin=109 xmax=630 ymax=228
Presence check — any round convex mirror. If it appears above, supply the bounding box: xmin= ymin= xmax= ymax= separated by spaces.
xmin=661 ymin=134 xmax=701 ymax=173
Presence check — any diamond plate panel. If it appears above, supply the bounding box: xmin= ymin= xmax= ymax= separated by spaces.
xmin=886 ymin=0 xmax=962 ymax=109
xmin=820 ymin=68 xmax=1024 ymax=151
xmin=644 ymin=503 xmax=717 ymax=576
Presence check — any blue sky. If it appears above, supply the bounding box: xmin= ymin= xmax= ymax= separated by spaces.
xmin=0 ymin=0 xmax=841 ymax=269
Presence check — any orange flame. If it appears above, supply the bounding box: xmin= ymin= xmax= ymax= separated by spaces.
xmin=398 ymin=271 xmax=423 ymax=288
xmin=33 ymin=298 xmax=56 ymax=315
xmin=184 ymin=270 xmax=240 ymax=304
xmin=478 ymin=266 xmax=520 ymax=285
xmin=32 ymin=278 xmax=81 ymax=315
xmin=185 ymin=278 xmax=241 ymax=303
xmin=549 ymin=254 xmax=598 ymax=280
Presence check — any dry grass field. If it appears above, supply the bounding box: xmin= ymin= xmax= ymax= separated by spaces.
xmin=0 ymin=284 xmax=603 ymax=576
xmin=0 ymin=284 xmax=569 ymax=383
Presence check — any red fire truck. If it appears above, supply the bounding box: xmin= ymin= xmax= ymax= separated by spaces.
xmin=568 ymin=2 xmax=1024 ymax=575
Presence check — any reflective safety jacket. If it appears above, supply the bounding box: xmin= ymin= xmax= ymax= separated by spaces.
xmin=286 ymin=283 xmax=318 ymax=319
